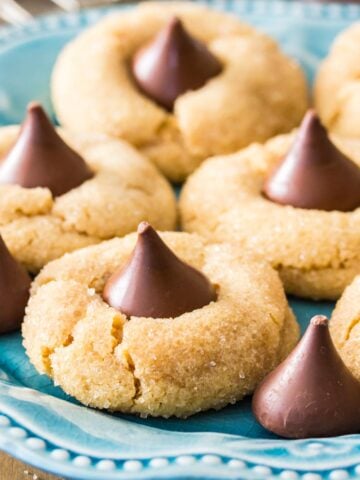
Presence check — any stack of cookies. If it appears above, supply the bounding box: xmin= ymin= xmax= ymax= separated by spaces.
xmin=1 ymin=2 xmax=360 ymax=438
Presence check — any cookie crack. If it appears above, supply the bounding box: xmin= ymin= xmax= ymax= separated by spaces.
xmin=39 ymin=295 xmax=89 ymax=375
xmin=110 ymin=314 xmax=124 ymax=353
xmin=41 ymin=333 xmax=75 ymax=376
xmin=0 ymin=201 xmax=53 ymax=225
xmin=52 ymin=206 xmax=100 ymax=240
xmin=122 ymin=349 xmax=142 ymax=402
xmin=344 ymin=315 xmax=360 ymax=342
xmin=125 ymin=183 xmax=153 ymax=198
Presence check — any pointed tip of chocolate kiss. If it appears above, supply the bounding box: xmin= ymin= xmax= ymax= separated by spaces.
xmin=103 ymin=222 xmax=216 ymax=318
xmin=0 ymin=102 xmax=93 ymax=197
xmin=137 ymin=220 xmax=152 ymax=235
xmin=252 ymin=314 xmax=360 ymax=438
xmin=166 ymin=15 xmax=182 ymax=31
xmin=131 ymin=16 xmax=222 ymax=111
xmin=27 ymin=101 xmax=45 ymax=113
xmin=27 ymin=101 xmax=41 ymax=112
xmin=0 ymin=235 xmax=31 ymax=335
xmin=310 ymin=314 xmax=328 ymax=327
xmin=23 ymin=101 xmax=57 ymax=136
xmin=263 ymin=109 xmax=360 ymax=212
xmin=299 ymin=108 xmax=319 ymax=130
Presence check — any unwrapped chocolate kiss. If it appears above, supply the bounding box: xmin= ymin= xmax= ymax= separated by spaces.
xmin=252 ymin=315 xmax=360 ymax=438
xmin=103 ymin=222 xmax=216 ymax=318
xmin=0 ymin=103 xmax=93 ymax=197
xmin=0 ymin=236 xmax=31 ymax=334
xmin=132 ymin=17 xmax=222 ymax=110
xmin=263 ymin=110 xmax=360 ymax=211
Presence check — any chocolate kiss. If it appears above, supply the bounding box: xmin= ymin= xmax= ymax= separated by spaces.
xmin=263 ymin=110 xmax=360 ymax=211
xmin=103 ymin=222 xmax=217 ymax=318
xmin=131 ymin=17 xmax=222 ymax=111
xmin=0 ymin=103 xmax=93 ymax=197
xmin=0 ymin=236 xmax=31 ymax=335
xmin=252 ymin=315 xmax=360 ymax=438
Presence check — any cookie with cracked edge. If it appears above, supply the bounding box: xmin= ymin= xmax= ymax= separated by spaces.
xmin=52 ymin=1 xmax=308 ymax=182
xmin=0 ymin=115 xmax=176 ymax=273
xmin=180 ymin=122 xmax=360 ymax=300
xmin=22 ymin=229 xmax=299 ymax=418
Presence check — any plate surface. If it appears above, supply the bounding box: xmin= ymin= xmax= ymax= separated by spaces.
xmin=0 ymin=1 xmax=360 ymax=479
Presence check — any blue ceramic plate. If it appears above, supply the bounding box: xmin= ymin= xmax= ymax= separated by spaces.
xmin=0 ymin=2 xmax=360 ymax=479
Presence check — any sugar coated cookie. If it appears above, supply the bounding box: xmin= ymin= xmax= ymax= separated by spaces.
xmin=52 ymin=2 xmax=308 ymax=182
xmin=180 ymin=111 xmax=360 ymax=300
xmin=23 ymin=226 xmax=299 ymax=418
xmin=0 ymin=105 xmax=176 ymax=272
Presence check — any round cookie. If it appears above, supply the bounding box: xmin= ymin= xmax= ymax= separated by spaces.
xmin=315 ymin=23 xmax=360 ymax=139
xmin=0 ymin=125 xmax=176 ymax=273
xmin=180 ymin=128 xmax=360 ymax=300
xmin=52 ymin=1 xmax=308 ymax=182
xmin=330 ymin=275 xmax=360 ymax=382
xmin=23 ymin=230 xmax=299 ymax=418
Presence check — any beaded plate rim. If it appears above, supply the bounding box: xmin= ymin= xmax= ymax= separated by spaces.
xmin=1 ymin=404 xmax=360 ymax=480
xmin=0 ymin=2 xmax=360 ymax=479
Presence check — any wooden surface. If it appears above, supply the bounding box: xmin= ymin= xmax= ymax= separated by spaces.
xmin=0 ymin=451 xmax=63 ymax=480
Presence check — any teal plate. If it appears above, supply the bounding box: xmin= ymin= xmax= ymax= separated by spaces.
xmin=0 ymin=2 xmax=360 ymax=479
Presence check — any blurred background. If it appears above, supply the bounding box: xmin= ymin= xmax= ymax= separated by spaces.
xmin=0 ymin=0 xmax=127 ymax=25
xmin=1 ymin=0 xmax=360 ymax=27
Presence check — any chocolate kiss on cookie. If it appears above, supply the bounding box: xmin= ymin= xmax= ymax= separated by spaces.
xmin=0 ymin=103 xmax=93 ymax=197
xmin=0 ymin=236 xmax=31 ymax=335
xmin=131 ymin=17 xmax=222 ymax=111
xmin=103 ymin=222 xmax=216 ymax=318
xmin=263 ymin=110 xmax=360 ymax=211
xmin=252 ymin=315 xmax=360 ymax=438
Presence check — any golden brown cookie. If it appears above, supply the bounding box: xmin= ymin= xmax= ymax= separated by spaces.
xmin=315 ymin=23 xmax=360 ymax=139
xmin=23 ymin=230 xmax=299 ymax=418
xmin=180 ymin=130 xmax=360 ymax=300
xmin=330 ymin=275 xmax=360 ymax=382
xmin=0 ymin=126 xmax=176 ymax=273
xmin=52 ymin=2 xmax=308 ymax=182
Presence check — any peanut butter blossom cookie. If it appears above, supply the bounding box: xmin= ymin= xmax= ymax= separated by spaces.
xmin=52 ymin=1 xmax=308 ymax=182
xmin=23 ymin=223 xmax=299 ymax=418
xmin=330 ymin=275 xmax=360 ymax=383
xmin=180 ymin=111 xmax=360 ymax=300
xmin=315 ymin=23 xmax=360 ymax=139
xmin=0 ymin=103 xmax=176 ymax=273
